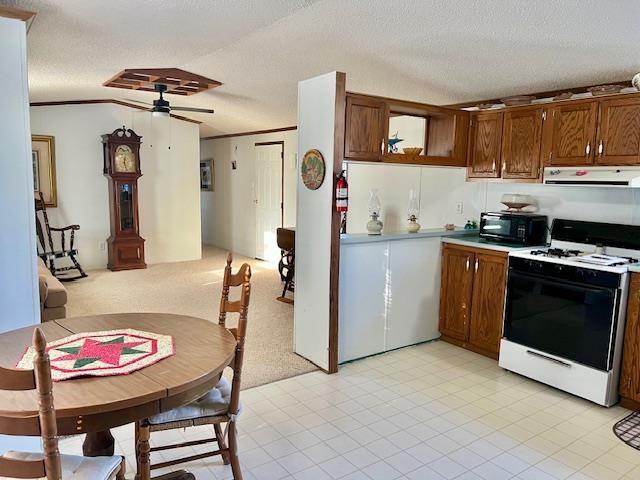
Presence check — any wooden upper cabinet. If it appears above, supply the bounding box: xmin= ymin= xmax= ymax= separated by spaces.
xmin=621 ymin=273 xmax=640 ymax=403
xmin=344 ymin=94 xmax=386 ymax=161
xmin=468 ymin=252 xmax=507 ymax=355
xmin=596 ymin=97 xmax=640 ymax=165
xmin=501 ymin=106 xmax=543 ymax=180
xmin=467 ymin=111 xmax=503 ymax=178
xmin=541 ymin=101 xmax=598 ymax=166
xmin=439 ymin=246 xmax=474 ymax=341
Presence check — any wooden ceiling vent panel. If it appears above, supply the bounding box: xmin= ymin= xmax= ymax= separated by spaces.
xmin=103 ymin=68 xmax=222 ymax=96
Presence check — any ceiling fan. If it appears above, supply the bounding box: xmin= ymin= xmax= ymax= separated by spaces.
xmin=126 ymin=83 xmax=214 ymax=117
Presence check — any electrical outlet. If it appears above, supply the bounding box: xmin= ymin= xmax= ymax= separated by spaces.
xmin=99 ymin=241 xmax=106 ymax=251
xmin=456 ymin=202 xmax=464 ymax=214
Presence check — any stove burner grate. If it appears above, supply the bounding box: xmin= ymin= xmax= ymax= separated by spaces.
xmin=530 ymin=248 xmax=582 ymax=258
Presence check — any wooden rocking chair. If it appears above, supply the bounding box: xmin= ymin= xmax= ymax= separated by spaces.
xmin=35 ymin=191 xmax=87 ymax=281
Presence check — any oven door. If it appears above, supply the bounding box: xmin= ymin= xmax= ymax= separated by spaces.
xmin=504 ymin=270 xmax=619 ymax=371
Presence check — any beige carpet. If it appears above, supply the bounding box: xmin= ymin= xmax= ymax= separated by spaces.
xmin=65 ymin=245 xmax=315 ymax=388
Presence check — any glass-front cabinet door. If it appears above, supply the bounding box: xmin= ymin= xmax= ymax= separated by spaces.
xmin=117 ymin=182 xmax=135 ymax=232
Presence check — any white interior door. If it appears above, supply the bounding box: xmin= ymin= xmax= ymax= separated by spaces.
xmin=255 ymin=143 xmax=282 ymax=263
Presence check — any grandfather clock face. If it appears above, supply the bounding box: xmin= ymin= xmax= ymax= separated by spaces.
xmin=114 ymin=145 xmax=137 ymax=173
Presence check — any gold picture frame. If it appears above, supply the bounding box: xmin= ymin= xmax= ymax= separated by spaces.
xmin=31 ymin=135 xmax=57 ymax=207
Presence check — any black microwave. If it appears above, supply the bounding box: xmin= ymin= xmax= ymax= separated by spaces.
xmin=479 ymin=212 xmax=548 ymax=245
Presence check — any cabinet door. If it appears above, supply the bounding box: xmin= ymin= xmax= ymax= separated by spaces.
xmin=501 ymin=107 xmax=543 ymax=180
xmin=467 ymin=112 xmax=503 ymax=178
xmin=344 ymin=95 xmax=386 ymax=161
xmin=596 ymin=97 xmax=640 ymax=165
xmin=386 ymin=237 xmax=441 ymax=351
xmin=338 ymin=243 xmax=387 ymax=362
xmin=468 ymin=252 xmax=507 ymax=355
xmin=439 ymin=247 xmax=474 ymax=341
xmin=621 ymin=274 xmax=640 ymax=401
xmin=541 ymin=101 xmax=597 ymax=166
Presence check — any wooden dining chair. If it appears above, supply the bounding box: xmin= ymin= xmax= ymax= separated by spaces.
xmin=135 ymin=253 xmax=252 ymax=480
xmin=0 ymin=328 xmax=125 ymax=480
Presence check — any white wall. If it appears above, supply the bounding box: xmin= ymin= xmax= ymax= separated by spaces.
xmin=0 ymin=15 xmax=41 ymax=453
xmin=484 ymin=183 xmax=640 ymax=226
xmin=346 ymin=162 xmax=640 ymax=234
xmin=30 ymin=104 xmax=202 ymax=269
xmin=294 ymin=72 xmax=342 ymax=370
xmin=346 ymin=163 xmax=484 ymax=233
xmin=200 ymin=129 xmax=297 ymax=258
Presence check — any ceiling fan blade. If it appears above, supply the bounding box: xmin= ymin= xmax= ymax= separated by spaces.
xmin=123 ymin=98 xmax=154 ymax=106
xmin=170 ymin=106 xmax=215 ymax=114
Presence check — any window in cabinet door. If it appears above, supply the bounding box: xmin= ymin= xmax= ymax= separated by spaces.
xmin=387 ymin=114 xmax=426 ymax=154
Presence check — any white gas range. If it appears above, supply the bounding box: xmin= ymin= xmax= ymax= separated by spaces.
xmin=499 ymin=219 xmax=640 ymax=407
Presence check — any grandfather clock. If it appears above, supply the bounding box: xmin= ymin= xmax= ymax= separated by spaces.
xmin=102 ymin=126 xmax=146 ymax=271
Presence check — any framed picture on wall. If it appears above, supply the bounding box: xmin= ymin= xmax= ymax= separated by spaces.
xmin=200 ymin=158 xmax=214 ymax=191
xmin=31 ymin=135 xmax=57 ymax=207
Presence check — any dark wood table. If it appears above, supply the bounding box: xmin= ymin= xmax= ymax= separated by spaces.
xmin=0 ymin=313 xmax=237 ymax=480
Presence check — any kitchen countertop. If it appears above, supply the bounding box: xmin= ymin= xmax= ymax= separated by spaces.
xmin=340 ymin=228 xmax=479 ymax=245
xmin=442 ymin=235 xmax=546 ymax=253
xmin=628 ymin=265 xmax=640 ymax=274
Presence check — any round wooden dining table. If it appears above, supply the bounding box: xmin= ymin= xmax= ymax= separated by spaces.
xmin=0 ymin=313 xmax=237 ymax=480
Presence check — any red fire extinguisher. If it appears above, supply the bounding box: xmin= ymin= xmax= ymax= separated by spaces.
xmin=336 ymin=170 xmax=348 ymax=212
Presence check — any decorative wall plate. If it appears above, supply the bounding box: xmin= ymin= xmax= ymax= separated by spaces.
xmin=17 ymin=329 xmax=174 ymax=381
xmin=301 ymin=149 xmax=326 ymax=190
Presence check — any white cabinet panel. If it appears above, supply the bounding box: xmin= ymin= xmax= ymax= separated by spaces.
xmin=386 ymin=237 xmax=441 ymax=350
xmin=339 ymin=242 xmax=387 ymax=362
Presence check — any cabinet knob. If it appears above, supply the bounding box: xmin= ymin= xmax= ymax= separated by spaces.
xmin=598 ymin=140 xmax=604 ymax=156
xmin=585 ymin=143 xmax=591 ymax=157
xmin=475 ymin=259 xmax=479 ymax=272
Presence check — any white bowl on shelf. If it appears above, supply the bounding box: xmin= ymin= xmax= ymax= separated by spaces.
xmin=501 ymin=194 xmax=534 ymax=211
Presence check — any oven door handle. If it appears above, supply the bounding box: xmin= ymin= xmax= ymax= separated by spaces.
xmin=526 ymin=349 xmax=572 ymax=368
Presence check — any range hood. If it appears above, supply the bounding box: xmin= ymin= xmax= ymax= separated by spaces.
xmin=543 ymin=166 xmax=640 ymax=187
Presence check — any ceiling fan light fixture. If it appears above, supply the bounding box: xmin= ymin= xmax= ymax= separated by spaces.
xmin=151 ymin=110 xmax=170 ymax=117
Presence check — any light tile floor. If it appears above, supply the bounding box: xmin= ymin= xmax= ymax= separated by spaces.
xmin=60 ymin=340 xmax=640 ymax=479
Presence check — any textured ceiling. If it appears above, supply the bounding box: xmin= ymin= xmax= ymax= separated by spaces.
xmin=5 ymin=0 xmax=640 ymax=137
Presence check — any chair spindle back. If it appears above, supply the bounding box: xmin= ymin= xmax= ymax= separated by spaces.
xmin=0 ymin=328 xmax=61 ymax=480
xmin=217 ymin=253 xmax=252 ymax=416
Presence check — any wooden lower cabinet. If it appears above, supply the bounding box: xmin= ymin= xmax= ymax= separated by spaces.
xmin=439 ymin=245 xmax=508 ymax=359
xmin=620 ymin=273 xmax=640 ymax=409
xmin=439 ymin=247 xmax=474 ymax=341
